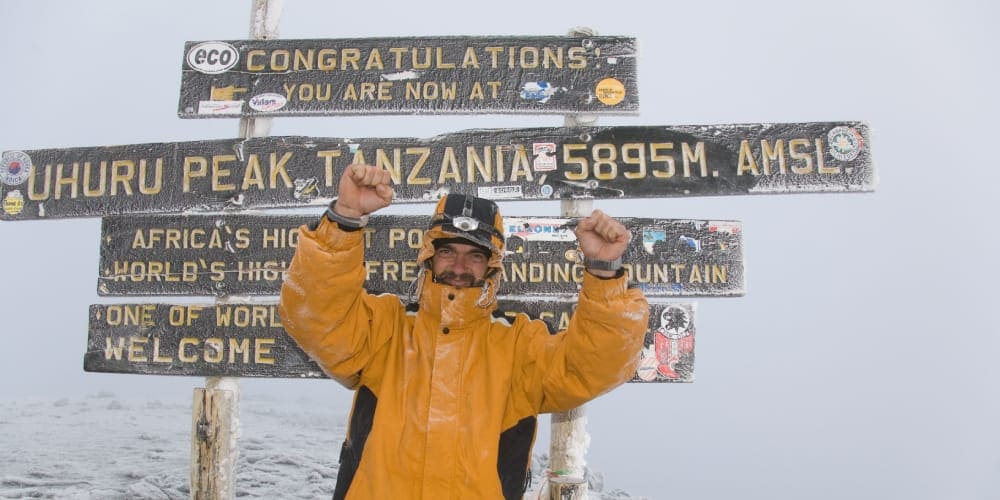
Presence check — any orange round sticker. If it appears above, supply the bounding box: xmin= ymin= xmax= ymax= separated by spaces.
xmin=595 ymin=78 xmax=626 ymax=106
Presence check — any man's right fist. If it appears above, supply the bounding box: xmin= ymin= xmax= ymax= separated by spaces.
xmin=336 ymin=164 xmax=393 ymax=218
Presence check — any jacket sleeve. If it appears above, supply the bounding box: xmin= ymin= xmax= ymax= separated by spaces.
xmin=278 ymin=218 xmax=396 ymax=389
xmin=523 ymin=272 xmax=649 ymax=414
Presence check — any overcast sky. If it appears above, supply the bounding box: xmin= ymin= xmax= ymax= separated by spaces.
xmin=1 ymin=1 xmax=998 ymax=499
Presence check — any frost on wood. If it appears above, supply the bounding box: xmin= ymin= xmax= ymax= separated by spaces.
xmin=191 ymin=384 xmax=238 ymax=499
xmin=250 ymin=0 xmax=283 ymax=39
xmin=551 ymin=410 xmax=590 ymax=480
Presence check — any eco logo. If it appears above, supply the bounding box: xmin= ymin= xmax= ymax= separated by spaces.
xmin=186 ymin=41 xmax=239 ymax=74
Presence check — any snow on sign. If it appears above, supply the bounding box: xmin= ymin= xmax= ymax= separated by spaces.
xmin=0 ymin=122 xmax=873 ymax=221
xmin=98 ymin=214 xmax=744 ymax=298
xmin=83 ymin=301 xmax=695 ymax=383
xmin=177 ymin=36 xmax=638 ymax=117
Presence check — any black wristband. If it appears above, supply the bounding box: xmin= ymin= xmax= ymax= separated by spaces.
xmin=583 ymin=255 xmax=623 ymax=272
xmin=323 ymin=201 xmax=369 ymax=230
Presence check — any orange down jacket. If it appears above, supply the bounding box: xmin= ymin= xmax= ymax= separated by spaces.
xmin=278 ymin=218 xmax=649 ymax=499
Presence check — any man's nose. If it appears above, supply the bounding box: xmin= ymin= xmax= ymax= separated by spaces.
xmin=451 ymin=255 xmax=470 ymax=272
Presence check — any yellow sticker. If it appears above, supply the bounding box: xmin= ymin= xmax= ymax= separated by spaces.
xmin=595 ymin=78 xmax=626 ymax=106
xmin=3 ymin=190 xmax=24 ymax=216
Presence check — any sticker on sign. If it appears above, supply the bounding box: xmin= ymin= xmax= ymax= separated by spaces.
xmin=198 ymin=100 xmax=243 ymax=115
xmin=503 ymin=217 xmax=577 ymax=242
xmin=186 ymin=41 xmax=239 ymax=74
xmin=248 ymin=93 xmax=287 ymax=112
xmin=478 ymin=185 xmax=523 ymax=199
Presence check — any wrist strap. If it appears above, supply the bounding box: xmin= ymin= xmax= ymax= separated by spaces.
xmin=323 ymin=201 xmax=369 ymax=229
xmin=583 ymin=255 xmax=623 ymax=271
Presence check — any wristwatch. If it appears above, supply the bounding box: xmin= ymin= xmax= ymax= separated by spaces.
xmin=324 ymin=202 xmax=369 ymax=229
xmin=583 ymin=255 xmax=623 ymax=272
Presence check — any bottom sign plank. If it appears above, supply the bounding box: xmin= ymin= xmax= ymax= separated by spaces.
xmin=84 ymin=300 xmax=695 ymax=383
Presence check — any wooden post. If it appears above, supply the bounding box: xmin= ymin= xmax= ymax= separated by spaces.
xmin=189 ymin=1 xmax=281 ymax=499
xmin=190 ymin=383 xmax=236 ymax=500
xmin=549 ymin=26 xmax=599 ymax=500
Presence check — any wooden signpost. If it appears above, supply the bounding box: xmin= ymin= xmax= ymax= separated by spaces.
xmin=1 ymin=122 xmax=873 ymax=221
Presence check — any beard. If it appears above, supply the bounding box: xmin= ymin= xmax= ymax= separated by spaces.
xmin=433 ymin=270 xmax=484 ymax=288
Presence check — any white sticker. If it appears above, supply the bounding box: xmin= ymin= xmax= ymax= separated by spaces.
xmin=828 ymin=126 xmax=864 ymax=161
xmin=248 ymin=93 xmax=287 ymax=112
xmin=636 ymin=354 xmax=658 ymax=382
xmin=532 ymin=143 xmax=557 ymax=171
xmin=477 ymin=185 xmax=523 ymax=200
xmin=503 ymin=217 xmax=577 ymax=242
xmin=186 ymin=41 xmax=239 ymax=74
xmin=519 ymin=81 xmax=562 ymax=103
xmin=198 ymin=100 xmax=243 ymax=115
xmin=707 ymin=221 xmax=741 ymax=234
xmin=0 ymin=151 xmax=32 ymax=186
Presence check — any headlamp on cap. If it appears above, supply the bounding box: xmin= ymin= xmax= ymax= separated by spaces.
xmin=431 ymin=213 xmax=503 ymax=240
xmin=452 ymin=216 xmax=482 ymax=233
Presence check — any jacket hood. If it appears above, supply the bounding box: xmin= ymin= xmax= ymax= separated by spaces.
xmin=416 ymin=194 xmax=505 ymax=270
xmin=415 ymin=194 xmax=505 ymax=307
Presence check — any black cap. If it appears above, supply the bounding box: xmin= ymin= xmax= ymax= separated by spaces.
xmin=429 ymin=194 xmax=503 ymax=251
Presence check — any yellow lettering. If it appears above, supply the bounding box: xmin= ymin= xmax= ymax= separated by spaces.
xmin=212 ymin=155 xmax=236 ymax=191
xmin=364 ymin=48 xmax=384 ymax=70
xmin=127 ymin=337 xmax=148 ymax=362
xmin=183 ymin=156 xmax=208 ymax=192
xmin=203 ymin=338 xmax=224 ymax=363
xmin=242 ymin=154 xmax=265 ymax=190
xmin=246 ymin=50 xmax=265 ymax=71
xmin=254 ymin=339 xmax=275 ymax=364
xmin=761 ymin=139 xmax=787 ymax=175
xmin=816 ymin=139 xmax=839 ymax=174
xmin=789 ymin=139 xmax=813 ymax=174
xmin=438 ymin=148 xmax=462 ymax=183
xmin=737 ymin=140 xmax=760 ymax=176
xmin=406 ymin=147 xmax=432 ymax=185
xmin=317 ymin=150 xmax=342 ymax=188
xmin=461 ymin=47 xmax=480 ymax=68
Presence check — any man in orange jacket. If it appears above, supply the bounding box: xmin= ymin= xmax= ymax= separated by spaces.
xmin=279 ymin=163 xmax=649 ymax=499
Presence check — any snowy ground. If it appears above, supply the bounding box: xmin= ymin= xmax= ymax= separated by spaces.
xmin=0 ymin=392 xmax=344 ymax=499
xmin=0 ymin=392 xmax=641 ymax=499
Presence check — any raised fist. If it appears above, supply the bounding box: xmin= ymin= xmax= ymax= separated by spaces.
xmin=335 ymin=163 xmax=393 ymax=218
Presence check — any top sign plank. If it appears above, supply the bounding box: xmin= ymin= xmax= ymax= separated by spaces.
xmin=177 ymin=36 xmax=639 ymax=117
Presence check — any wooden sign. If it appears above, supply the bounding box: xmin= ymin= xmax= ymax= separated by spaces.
xmin=98 ymin=214 xmax=744 ymax=298
xmin=83 ymin=301 xmax=695 ymax=383
xmin=177 ymin=36 xmax=638 ymax=117
xmin=0 ymin=122 xmax=873 ymax=221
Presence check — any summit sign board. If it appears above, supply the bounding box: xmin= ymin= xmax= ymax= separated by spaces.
xmin=0 ymin=122 xmax=874 ymax=221
xmin=98 ymin=214 xmax=744 ymax=298
xmin=84 ymin=301 xmax=696 ymax=383
xmin=177 ymin=36 xmax=639 ymax=117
